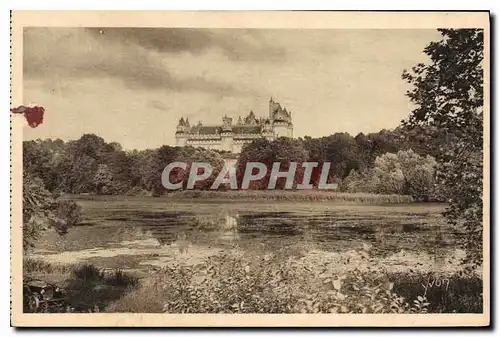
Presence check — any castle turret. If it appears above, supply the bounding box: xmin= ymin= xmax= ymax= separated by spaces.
xmin=222 ymin=115 xmax=233 ymax=132
xmin=244 ymin=111 xmax=258 ymax=125
xmin=175 ymin=117 xmax=190 ymax=146
xmin=176 ymin=117 xmax=187 ymax=132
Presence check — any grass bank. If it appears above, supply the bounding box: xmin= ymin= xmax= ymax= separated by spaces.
xmin=163 ymin=190 xmax=414 ymax=203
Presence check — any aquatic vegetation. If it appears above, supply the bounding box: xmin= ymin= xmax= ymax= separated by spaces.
xmin=163 ymin=190 xmax=414 ymax=203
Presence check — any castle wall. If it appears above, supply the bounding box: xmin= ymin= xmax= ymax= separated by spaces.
xmin=175 ymin=135 xmax=188 ymax=146
xmin=221 ymin=134 xmax=233 ymax=152
xmin=273 ymin=124 xmax=289 ymax=138
xmin=232 ymin=142 xmax=244 ymax=154
xmin=176 ymin=136 xmax=265 ymax=154
xmin=186 ymin=138 xmax=223 ymax=151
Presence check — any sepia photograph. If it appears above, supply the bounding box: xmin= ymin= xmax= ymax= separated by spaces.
xmin=10 ymin=11 xmax=490 ymax=327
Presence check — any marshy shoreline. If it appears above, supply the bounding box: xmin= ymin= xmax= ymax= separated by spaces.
xmin=67 ymin=190 xmax=416 ymax=204
xmin=24 ymin=195 xmax=481 ymax=314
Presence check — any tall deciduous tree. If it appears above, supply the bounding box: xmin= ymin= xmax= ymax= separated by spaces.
xmin=402 ymin=29 xmax=484 ymax=266
xmin=237 ymin=139 xmax=308 ymax=189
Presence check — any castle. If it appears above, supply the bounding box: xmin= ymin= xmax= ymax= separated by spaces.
xmin=175 ymin=98 xmax=294 ymax=153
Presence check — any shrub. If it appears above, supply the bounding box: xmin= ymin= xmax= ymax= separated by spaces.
xmin=107 ymin=252 xmax=457 ymax=314
xmin=23 ymin=172 xmax=59 ymax=251
xmin=23 ymin=173 xmax=84 ymax=251
xmin=55 ymin=200 xmax=82 ymax=230
xmin=72 ymin=263 xmax=103 ymax=281
xmin=22 ymin=262 xmax=139 ymax=313
xmin=105 ymin=269 xmax=140 ymax=288
xmin=389 ymin=272 xmax=483 ymax=313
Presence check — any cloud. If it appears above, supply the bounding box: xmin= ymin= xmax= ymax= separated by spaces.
xmin=23 ymin=28 xmax=242 ymax=95
xmin=23 ymin=28 xmax=443 ymax=150
xmin=86 ymin=28 xmax=286 ymax=62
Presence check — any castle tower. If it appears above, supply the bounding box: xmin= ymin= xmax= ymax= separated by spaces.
xmin=221 ymin=115 xmax=234 ymax=152
xmin=269 ymin=97 xmax=280 ymax=119
xmin=262 ymin=119 xmax=274 ymax=140
xmin=272 ymin=120 xmax=289 ymax=138
xmin=269 ymin=98 xmax=293 ymax=138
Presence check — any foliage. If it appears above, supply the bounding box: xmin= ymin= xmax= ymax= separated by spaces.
xmin=303 ymin=133 xmax=359 ymax=182
xmin=342 ymin=150 xmax=437 ymax=201
xmin=93 ymin=164 xmax=114 ymax=195
xmin=22 ymin=172 xmax=60 ymax=251
xmin=236 ymin=138 xmax=309 ymax=189
xmin=389 ymin=272 xmax=483 ymax=313
xmin=402 ymin=29 xmax=484 ymax=266
xmin=55 ymin=200 xmax=82 ymax=229
xmin=23 ymin=260 xmax=139 ymax=313
xmin=23 ymin=171 xmax=83 ymax=251
xmin=23 ymin=128 xmax=443 ymax=196
xmin=23 ymin=139 xmax=66 ymax=192
xmin=24 ymin=134 xmax=236 ymax=196
xmin=171 ymin=146 xmax=225 ymax=190
xmin=24 ymin=258 xmax=74 ymax=275
xmin=107 ymin=251 xmax=480 ymax=314
xmin=72 ymin=263 xmax=104 ymax=281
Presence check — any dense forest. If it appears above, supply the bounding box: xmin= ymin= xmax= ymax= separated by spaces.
xmin=23 ymin=125 xmax=445 ymax=199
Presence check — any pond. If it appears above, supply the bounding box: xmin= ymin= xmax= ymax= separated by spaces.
xmin=32 ymin=196 xmax=464 ymax=276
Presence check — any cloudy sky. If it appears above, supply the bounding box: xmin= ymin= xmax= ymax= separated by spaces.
xmin=23 ymin=28 xmax=441 ymax=150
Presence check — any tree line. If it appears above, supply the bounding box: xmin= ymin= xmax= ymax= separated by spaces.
xmin=23 ymin=125 xmax=443 ymax=197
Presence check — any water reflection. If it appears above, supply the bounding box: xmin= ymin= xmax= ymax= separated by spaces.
xmin=218 ymin=214 xmax=240 ymax=243
xmin=174 ymin=232 xmax=190 ymax=254
xmin=113 ymin=207 xmax=458 ymax=257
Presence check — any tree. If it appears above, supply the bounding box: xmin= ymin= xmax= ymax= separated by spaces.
xmin=398 ymin=150 xmax=437 ymax=201
xmin=93 ymin=164 xmax=114 ymax=195
xmin=58 ymin=134 xmax=109 ymax=193
xmin=22 ymin=172 xmax=71 ymax=251
xmin=372 ymin=153 xmax=406 ymax=195
xmin=402 ymin=29 xmax=484 ymax=266
xmin=23 ymin=172 xmax=55 ymax=251
xmin=342 ymin=150 xmax=437 ymax=201
xmin=237 ymin=139 xmax=308 ymax=189
xmin=322 ymin=133 xmax=360 ymax=180
xmin=130 ymin=149 xmax=165 ymax=195
xmin=105 ymin=150 xmax=133 ymax=193
xmin=173 ymin=146 xmax=225 ymax=190
xmin=23 ymin=139 xmax=66 ymax=192
xmin=59 ymin=152 xmax=98 ymax=193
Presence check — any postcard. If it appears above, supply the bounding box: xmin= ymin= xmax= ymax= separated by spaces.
xmin=10 ymin=10 xmax=490 ymax=327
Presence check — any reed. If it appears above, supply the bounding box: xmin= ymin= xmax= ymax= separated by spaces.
xmin=164 ymin=190 xmax=414 ymax=204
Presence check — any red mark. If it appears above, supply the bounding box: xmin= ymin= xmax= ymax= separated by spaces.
xmin=11 ymin=106 xmax=45 ymax=128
